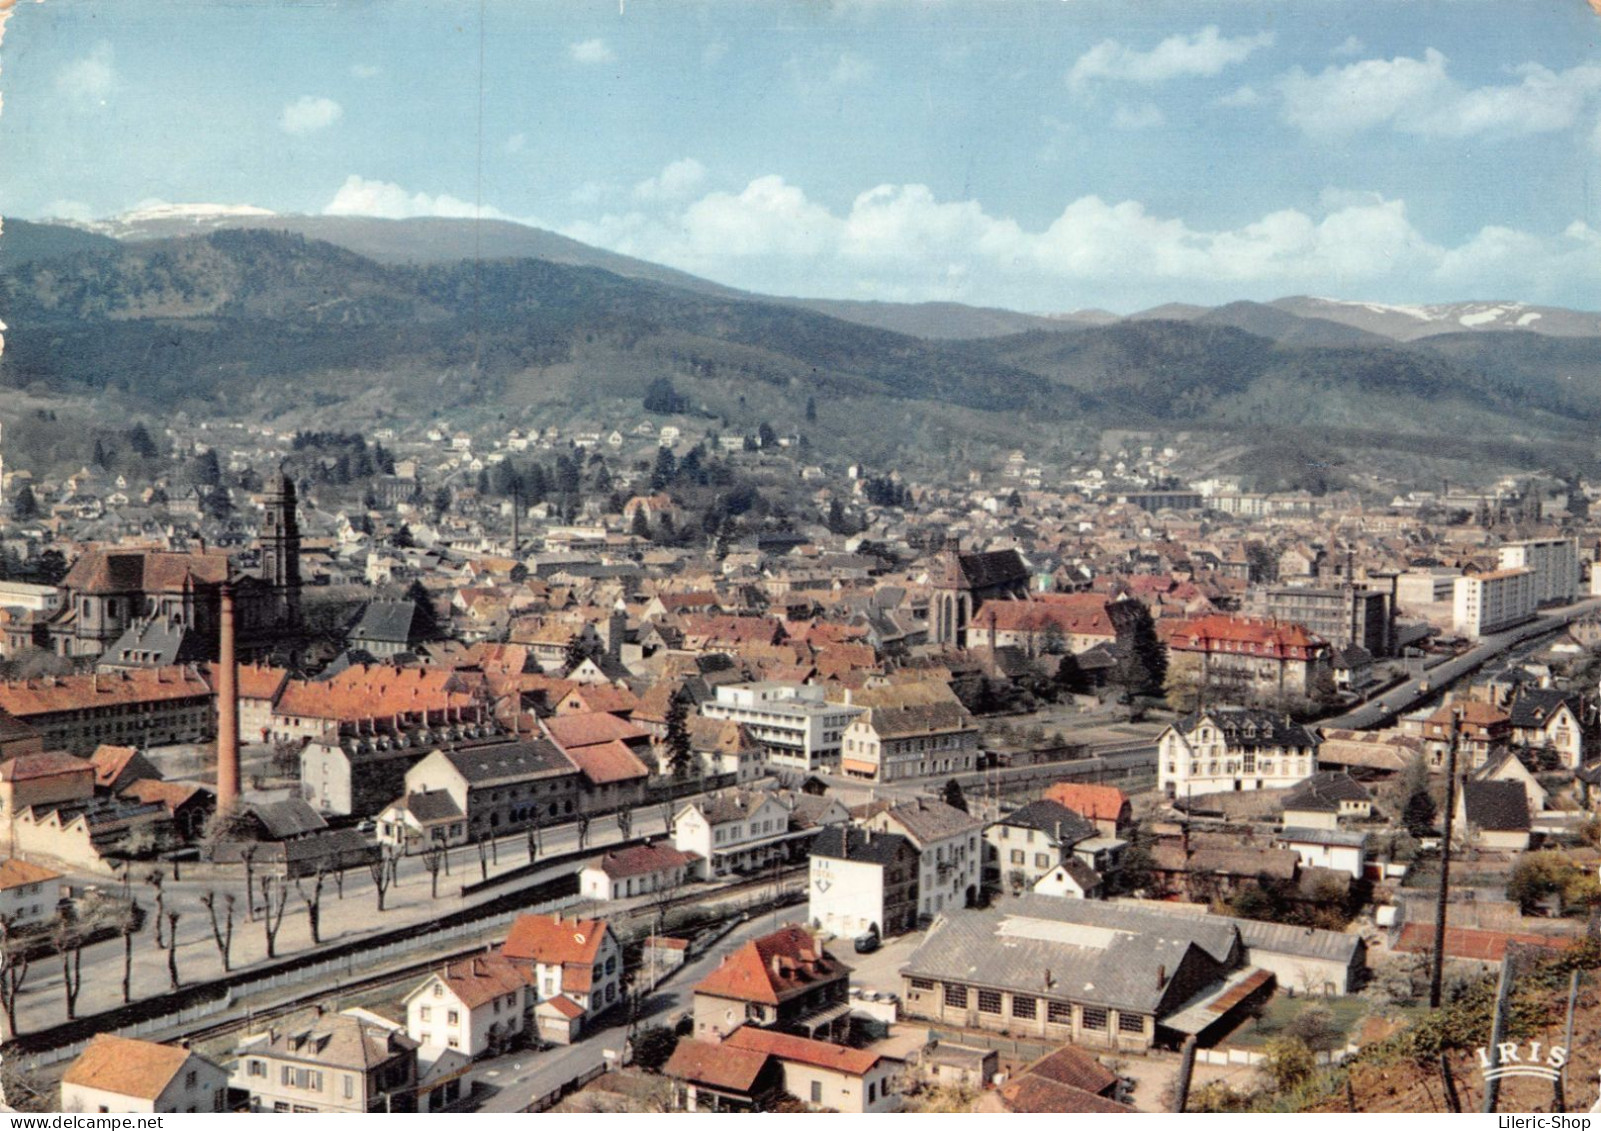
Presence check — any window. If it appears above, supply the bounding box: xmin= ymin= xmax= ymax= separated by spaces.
xmin=1119 ymin=1012 xmax=1145 ymax=1034
xmin=432 ymin=984 xmax=443 ymax=997
xmin=447 ymin=1010 xmax=459 ymax=1025
xmin=1012 ymin=995 xmax=1037 ymax=1020
xmin=248 ymin=1060 xmax=266 ymax=1078
xmin=868 ymin=1082 xmax=877 ymax=1103
xmin=1034 ymin=853 xmax=1050 ymax=869
xmin=185 ymin=1071 xmax=197 ymax=1089
xmin=420 ymin=1006 xmax=432 ymax=1021
xmin=1047 ymin=1001 xmax=1071 ymax=1024
xmin=977 ymin=990 xmax=1002 ymax=1014
xmin=1009 ymin=849 xmax=1024 ymax=865
xmin=810 ymin=1081 xmax=823 ymax=1104
xmin=910 ymin=977 xmax=935 ymax=991
xmin=344 ymin=1076 xmax=355 ymax=1100
xmin=943 ymin=983 xmax=968 ymax=1009
xmin=1082 ymin=1007 xmax=1108 ymax=1031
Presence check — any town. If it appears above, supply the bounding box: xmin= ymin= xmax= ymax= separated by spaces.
xmin=0 ymin=407 xmax=1599 ymax=1114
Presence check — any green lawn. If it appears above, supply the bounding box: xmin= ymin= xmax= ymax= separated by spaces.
xmin=1225 ymin=992 xmax=1369 ymax=1050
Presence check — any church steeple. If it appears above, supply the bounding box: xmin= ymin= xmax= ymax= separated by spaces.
xmin=261 ymin=471 xmax=302 ymax=627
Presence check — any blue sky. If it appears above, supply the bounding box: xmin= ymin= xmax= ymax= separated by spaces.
xmin=3 ymin=0 xmax=1600 ymax=313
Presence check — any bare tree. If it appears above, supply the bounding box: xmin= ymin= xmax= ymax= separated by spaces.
xmin=422 ymin=843 xmax=445 ymax=900
xmin=526 ymin=823 xmax=540 ymax=865
xmin=297 ymin=865 xmax=328 ymax=945
xmin=475 ymin=837 xmax=489 ymax=883
xmin=0 ymin=916 xmax=32 ymax=1039
xmin=52 ymin=921 xmax=84 ymax=1020
xmin=119 ymin=900 xmax=139 ymax=1004
xmin=145 ymin=869 xmax=167 ymax=949
xmin=577 ymin=813 xmax=592 ymax=851
xmin=199 ymin=891 xmax=236 ymax=972
xmin=659 ymin=801 xmax=674 ymax=835
xmin=616 ymin=806 xmax=633 ymax=841
xmin=334 ymin=864 xmax=346 ymax=900
xmin=259 ymin=874 xmax=291 ymax=959
xmin=240 ymin=844 xmax=259 ymax=922
xmin=369 ymin=847 xmax=397 ymax=912
xmin=165 ymin=910 xmax=182 ymax=990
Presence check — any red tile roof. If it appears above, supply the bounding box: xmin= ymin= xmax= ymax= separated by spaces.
xmin=664 ymin=1038 xmax=774 ymax=1094
xmin=1394 ymin=922 xmax=1573 ymax=962
xmin=1168 ymin=613 xmax=1328 ymax=657
xmin=0 ymin=667 xmax=213 ymax=717
xmin=1042 ymin=783 xmax=1130 ymax=825
xmin=500 ymin=913 xmax=610 ymax=968
xmin=0 ymin=751 xmax=95 ymax=783
xmin=274 ymin=665 xmax=477 ymax=724
xmin=61 ymin=1035 xmax=209 ymax=1101
xmin=589 ymin=843 xmax=698 ymax=879
xmin=693 ymin=925 xmax=847 ymax=1006
xmin=541 ymin=711 xmax=650 ymax=750
xmin=723 ymin=1025 xmax=887 ymax=1076
xmin=565 ymin=739 xmax=651 ymax=785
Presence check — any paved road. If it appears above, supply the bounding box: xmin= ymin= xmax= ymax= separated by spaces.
xmin=11 ymin=804 xmax=678 ymax=1036
xmin=1324 ymin=597 xmax=1601 ymax=730
xmin=471 ymin=913 xmax=783 ymax=1112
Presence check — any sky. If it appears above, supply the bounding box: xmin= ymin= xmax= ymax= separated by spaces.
xmin=3 ymin=0 xmax=1601 ymax=314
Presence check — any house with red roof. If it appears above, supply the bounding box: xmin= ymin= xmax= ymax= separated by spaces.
xmin=1042 ymin=783 xmax=1132 ymax=838
xmin=1167 ymin=613 xmax=1331 ymax=703
xmin=403 ymin=955 xmax=538 ymax=1057
xmin=499 ymin=911 xmax=622 ymax=1043
xmin=692 ymin=924 xmax=852 ymax=1043
xmin=579 ymin=842 xmax=701 ymax=900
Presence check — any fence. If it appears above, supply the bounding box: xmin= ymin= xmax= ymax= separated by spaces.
xmin=1195 ymin=1043 xmax=1359 ymax=1069
xmin=18 ymin=890 xmax=584 ymax=1071
xmin=524 ymin=1062 xmax=609 ymax=1113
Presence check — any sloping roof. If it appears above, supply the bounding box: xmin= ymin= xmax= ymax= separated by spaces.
xmin=1042 ymin=783 xmax=1129 ymax=825
xmin=542 ymin=711 xmax=650 ymax=750
xmin=248 ymin=799 xmax=329 ymax=840
xmin=943 ymin=549 xmax=1029 ymax=591
xmin=87 ymin=744 xmax=151 ymax=789
xmin=0 ymin=667 xmax=213 ymax=718
xmin=723 ymin=1024 xmax=888 ymax=1076
xmin=404 ymin=789 xmax=464 ymax=823
xmin=588 ymin=842 xmax=698 ymax=880
xmin=872 ymin=797 xmax=982 ymax=847
xmin=1018 ymin=1043 xmax=1118 ymax=1097
xmin=1219 ymin=916 xmax=1365 ymax=965
xmin=0 ymin=857 xmax=61 ymax=891
xmin=901 ymin=896 xmax=1238 ymax=1015
xmin=1283 ymin=771 xmax=1371 ymax=813
xmin=62 ymin=1034 xmax=210 ymax=1101
xmin=694 ymin=925 xmax=848 ymax=1006
xmin=1461 ymin=779 xmax=1530 ymax=832
xmin=664 ymin=1038 xmax=774 ymax=1094
xmin=564 ymin=739 xmax=650 ymax=786
xmin=501 ymin=913 xmax=610 ymax=967
xmin=811 ymin=825 xmax=913 ymax=867
xmin=1509 ymin=689 xmax=1580 ymax=729
xmin=0 ymin=751 xmax=94 ymax=783
xmin=993 ymin=800 xmax=1097 ymax=847
xmin=857 ymin=700 xmax=976 ymax=740
xmin=247 ymin=1011 xmax=418 ymax=1071
xmin=61 ymin=549 xmax=229 ymax=595
xmin=443 ymin=738 xmax=575 ymax=786
xmin=1174 ymin=708 xmax=1318 ymax=751
xmin=1168 ymin=614 xmax=1327 ymax=658
xmin=998 ymin=1075 xmax=1135 ymax=1114
xmin=350 ymin=599 xmax=428 ymax=646
xmin=421 ymin=956 xmax=535 ymax=1010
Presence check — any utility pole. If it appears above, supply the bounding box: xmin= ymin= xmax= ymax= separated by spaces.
xmin=1429 ymin=708 xmax=1462 ymax=1009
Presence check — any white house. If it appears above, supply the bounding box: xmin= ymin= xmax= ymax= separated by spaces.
xmin=863 ymin=798 xmax=984 ymax=919
xmin=61 ymin=1035 xmax=229 ymax=1114
xmin=0 ymin=857 xmax=61 ymax=928
xmin=1276 ymin=827 xmax=1369 ymax=880
xmin=499 ymin=913 xmax=624 ymax=1044
xmin=700 ymin=682 xmax=863 ymax=773
xmin=808 ymin=825 xmax=920 ymax=940
xmin=579 ymin=842 xmax=701 ymax=901
xmin=1032 ymin=858 xmax=1102 ymax=899
xmin=404 ymin=956 xmax=536 ymax=1058
xmin=673 ymin=790 xmax=806 ymax=877
xmin=1158 ymin=708 xmax=1320 ymax=801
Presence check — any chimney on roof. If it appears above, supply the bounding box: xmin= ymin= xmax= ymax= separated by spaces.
xmin=1157 ymin=964 xmax=1167 ymax=989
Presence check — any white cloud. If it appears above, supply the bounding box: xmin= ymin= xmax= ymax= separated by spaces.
xmin=558 ymin=174 xmax=1601 ymax=308
xmin=1331 ymin=36 xmax=1365 ymax=58
xmin=569 ymin=39 xmax=615 ymax=65
xmin=1278 ymin=50 xmax=1601 ymax=138
xmin=633 ymin=158 xmax=707 ymax=202
xmin=830 ymin=52 xmax=874 ymax=86
xmin=1069 ymin=26 xmax=1273 ymax=90
xmin=280 ymin=95 xmax=343 ymax=135
xmin=1112 ymin=102 xmax=1166 ymax=130
xmin=1215 ymin=85 xmax=1261 ymax=108
xmin=324 ymin=174 xmax=507 ymax=221
xmin=350 ymin=63 xmax=381 ymax=79
xmin=54 ymin=41 xmax=115 ymax=109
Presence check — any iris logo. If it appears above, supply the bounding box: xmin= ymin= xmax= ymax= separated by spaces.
xmin=1475 ymin=1041 xmax=1568 ymax=1083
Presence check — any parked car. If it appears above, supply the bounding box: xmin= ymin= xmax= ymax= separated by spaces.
xmin=853 ymin=931 xmax=881 ymax=954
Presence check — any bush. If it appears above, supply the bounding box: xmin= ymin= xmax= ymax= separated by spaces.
xmin=632 ymin=1025 xmax=680 ymax=1073
xmin=1260 ymin=1036 xmax=1316 ymax=1090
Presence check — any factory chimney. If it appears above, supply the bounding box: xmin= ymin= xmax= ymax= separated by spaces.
xmin=217 ymin=580 xmax=241 ymax=812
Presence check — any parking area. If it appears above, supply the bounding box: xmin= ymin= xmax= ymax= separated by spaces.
xmin=827 ymin=928 xmax=925 ymax=994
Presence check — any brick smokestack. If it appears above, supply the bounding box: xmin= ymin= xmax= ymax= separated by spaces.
xmin=217 ymin=581 xmax=241 ymax=811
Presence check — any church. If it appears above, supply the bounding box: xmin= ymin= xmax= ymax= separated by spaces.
xmin=49 ymin=474 xmax=305 ymax=668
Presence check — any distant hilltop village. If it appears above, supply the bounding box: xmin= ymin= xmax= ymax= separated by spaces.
xmin=1 ymin=409 xmax=1600 ymax=1116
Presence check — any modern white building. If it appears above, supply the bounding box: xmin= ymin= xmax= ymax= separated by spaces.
xmin=701 ymin=682 xmax=863 ymax=773
xmin=1453 ymin=568 xmax=1537 ymax=638
xmin=808 ymin=825 xmax=920 ymax=939
xmin=1275 ymin=827 xmax=1369 ymax=880
xmin=1498 ymin=538 xmax=1580 ymax=605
